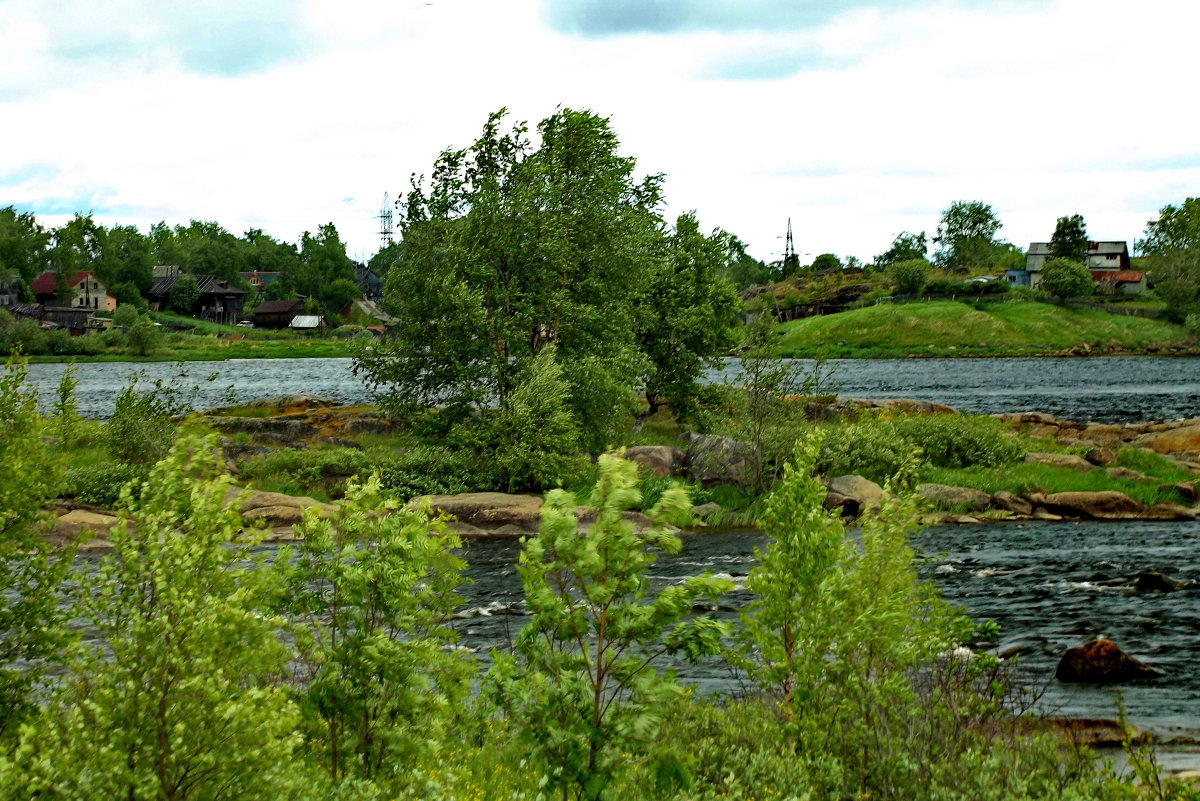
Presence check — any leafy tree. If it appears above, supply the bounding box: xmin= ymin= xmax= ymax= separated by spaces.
xmin=296 ymin=223 xmax=356 ymax=301
xmin=241 ymin=227 xmax=302 ymax=276
xmin=888 ymin=257 xmax=932 ymax=295
xmin=1040 ymin=257 xmax=1093 ymax=298
xmin=1140 ymin=197 xmax=1200 ymax=322
xmin=367 ymin=241 xmax=404 ymax=278
xmin=110 ymin=304 xmax=140 ymax=328
xmin=5 ymin=428 xmax=308 ymax=799
xmin=48 ymin=214 xmax=102 ymax=278
xmin=1049 ymin=214 xmax=1088 ymax=262
xmin=0 ymin=206 xmax=51 ymax=282
xmin=0 ymin=356 xmax=72 ymax=742
xmin=284 ymin=474 xmax=472 ymax=786
xmin=108 ymin=279 xmax=147 ymax=311
xmin=320 ymin=277 xmax=361 ymax=317
xmin=873 ymin=231 xmax=927 ymax=269
xmin=810 ymin=253 xmax=841 ymax=273
xmin=487 ymin=454 xmax=730 ymax=801
xmin=720 ymin=233 xmax=771 ymax=289
xmin=95 ymin=224 xmax=154 ymax=292
xmin=166 ymin=272 xmax=200 ymax=314
xmin=933 ymin=201 xmax=1001 ymax=271
xmin=635 ymin=212 xmax=740 ymax=427
xmin=172 ymin=220 xmax=243 ymax=281
xmin=354 ymin=108 xmax=666 ymax=453
xmin=126 ymin=316 xmax=162 ymax=357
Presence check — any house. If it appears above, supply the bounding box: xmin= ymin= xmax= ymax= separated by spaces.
xmin=289 ymin=315 xmax=326 ymax=331
xmin=1011 ymin=241 xmax=1136 ymax=292
xmin=0 ymin=273 xmax=21 ymax=308
xmin=355 ymin=265 xmax=384 ymax=302
xmin=239 ymin=270 xmax=287 ymax=293
xmin=29 ymin=270 xmax=117 ymax=312
xmin=1090 ymin=269 xmax=1145 ymax=295
xmin=146 ymin=273 xmax=246 ymax=325
xmin=252 ymin=299 xmax=305 ymax=329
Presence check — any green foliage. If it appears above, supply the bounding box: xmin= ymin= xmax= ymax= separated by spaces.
xmin=817 ymin=419 xmax=917 ymax=485
xmin=934 ymin=200 xmax=1002 ymax=271
xmin=487 ymin=454 xmax=731 ymax=800
xmin=0 ymin=355 xmax=72 ymax=742
xmin=1051 ymin=213 xmax=1089 ymax=262
xmin=166 ymin=272 xmax=200 ymax=314
xmin=636 ymin=212 xmax=741 ymax=427
xmin=109 ymin=303 xmax=140 ymax=328
xmin=49 ymin=362 xmax=83 ymax=448
xmin=1042 ymin=257 xmax=1094 ymax=298
xmin=62 ymin=461 xmax=148 ymax=507
xmin=810 ymin=252 xmax=841 ymax=272
xmin=4 ymin=428 xmax=309 ymax=798
xmin=874 ymin=230 xmax=928 ymax=269
xmin=105 ymin=367 xmax=224 ymax=463
xmin=284 ymin=474 xmax=473 ymax=786
xmin=894 ymin=413 xmax=1023 ymax=469
xmin=888 ymin=257 xmax=932 ymax=295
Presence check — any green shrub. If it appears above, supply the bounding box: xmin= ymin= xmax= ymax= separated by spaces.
xmin=895 ymin=414 xmax=1023 ymax=469
xmin=63 ymin=462 xmax=149 ymax=507
xmin=817 ymin=420 xmax=917 ymax=484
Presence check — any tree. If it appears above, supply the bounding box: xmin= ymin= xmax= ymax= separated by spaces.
xmin=166 ymin=272 xmax=200 ymax=314
xmin=1040 ymin=257 xmax=1093 ymax=298
xmin=5 ymin=429 xmax=309 ymax=798
xmin=888 ymin=257 xmax=932 ymax=295
xmin=354 ymin=108 xmax=667 ymax=452
xmin=873 ymin=231 xmax=927 ymax=269
xmin=635 ymin=212 xmax=741 ymax=427
xmin=487 ymin=454 xmax=730 ymax=801
xmin=933 ymin=201 xmax=1001 ymax=271
xmin=0 ymin=206 xmax=51 ymax=283
xmin=319 ymin=277 xmax=361 ymax=318
xmin=48 ymin=214 xmax=102 ymax=278
xmin=95 ymin=224 xmax=154 ymax=292
xmin=810 ymin=253 xmax=841 ymax=273
xmin=0 ymin=356 xmax=72 ymax=742
xmin=297 ymin=223 xmax=357 ymax=301
xmin=1049 ymin=214 xmax=1088 ymax=262
xmin=285 ymin=474 xmax=472 ymax=786
xmin=1140 ymin=198 xmax=1200 ymax=322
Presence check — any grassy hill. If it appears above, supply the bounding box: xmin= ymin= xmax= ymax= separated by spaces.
xmin=773 ymin=300 xmax=1195 ymax=358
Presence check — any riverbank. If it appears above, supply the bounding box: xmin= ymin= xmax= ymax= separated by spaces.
xmin=773 ymin=299 xmax=1198 ymax=358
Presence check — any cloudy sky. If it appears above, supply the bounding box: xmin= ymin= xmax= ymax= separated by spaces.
xmin=2 ymin=0 xmax=1197 ymax=264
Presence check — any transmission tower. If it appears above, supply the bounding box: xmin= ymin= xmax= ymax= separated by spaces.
xmin=378 ymin=192 xmax=395 ymax=248
xmin=782 ymin=217 xmax=799 ymax=277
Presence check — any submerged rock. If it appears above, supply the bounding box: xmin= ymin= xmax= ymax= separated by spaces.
xmin=1055 ymin=638 xmax=1160 ymax=683
xmin=822 ymin=475 xmax=882 ymax=518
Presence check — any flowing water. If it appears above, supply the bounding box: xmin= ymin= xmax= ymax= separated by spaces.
xmin=23 ymin=355 xmax=1200 ymax=422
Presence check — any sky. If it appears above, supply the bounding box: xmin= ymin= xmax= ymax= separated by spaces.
xmin=2 ymin=0 xmax=1198 ymax=265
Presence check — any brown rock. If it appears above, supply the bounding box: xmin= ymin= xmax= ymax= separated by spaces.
xmin=1040 ymin=491 xmax=1143 ymax=519
xmin=49 ymin=509 xmax=121 ymax=544
xmin=1080 ymin=423 xmax=1128 ymax=448
xmin=918 ymin=483 xmax=991 ymax=511
xmin=1133 ymin=572 xmax=1184 ymax=592
xmin=822 ymin=475 xmax=883 ymax=518
xmin=1132 ymin=423 xmax=1200 ymax=455
xmin=417 ymin=492 xmax=543 ymax=531
xmin=1084 ymin=446 xmax=1116 ymax=466
xmin=991 ymin=491 xmax=1032 ymax=516
xmin=1039 ymin=718 xmax=1145 ymax=747
xmin=242 ymin=504 xmax=306 ymax=527
xmin=1056 ymin=638 xmax=1159 ymax=683
xmin=623 ymin=445 xmax=685 ymax=478
xmin=1025 ymin=453 xmax=1094 ymax=472
xmin=1144 ymin=503 xmax=1198 ymax=521
xmin=1105 ymin=466 xmax=1151 ymax=482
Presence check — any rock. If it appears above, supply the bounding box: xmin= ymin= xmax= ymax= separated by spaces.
xmin=1024 ymin=453 xmax=1094 ymax=472
xmin=1040 ymin=718 xmax=1145 ymax=747
xmin=205 ymin=394 xmax=336 ymax=415
xmin=679 ymin=432 xmax=758 ymax=485
xmin=233 ymin=488 xmax=336 ymax=529
xmin=921 ymin=512 xmax=982 ymax=525
xmin=1084 ymin=446 xmax=1116 ymax=466
xmin=623 ymin=445 xmax=685 ymax=478
xmin=1040 ymin=491 xmax=1143 ymax=519
xmin=1056 ymin=638 xmax=1160 ymax=683
xmin=1105 ymin=466 xmax=1151 ymax=482
xmin=417 ymin=492 xmax=543 ymax=535
xmin=873 ymin=398 xmax=959 ymax=415
xmin=918 ymin=483 xmax=991 ymax=511
xmin=1144 ymin=503 xmax=1198 ymax=521
xmin=1168 ymin=481 xmax=1199 ymax=504
xmin=1132 ymin=423 xmax=1200 ymax=455
xmin=691 ymin=502 xmax=722 ymax=518
xmin=49 ymin=509 xmax=121 ymax=545
xmin=345 ymin=418 xmax=394 ymax=435
xmin=991 ymin=491 xmax=1032 ymax=516
xmin=1079 ymin=423 xmax=1128 ymax=448
xmin=822 ymin=475 xmax=882 ymax=518
xmin=1133 ymin=572 xmax=1184 ymax=592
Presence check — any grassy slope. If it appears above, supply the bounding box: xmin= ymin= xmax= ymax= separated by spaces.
xmin=774 ymin=300 xmax=1192 ymax=358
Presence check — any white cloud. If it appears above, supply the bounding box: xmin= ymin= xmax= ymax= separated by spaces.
xmin=1 ymin=0 xmax=1197 ymax=264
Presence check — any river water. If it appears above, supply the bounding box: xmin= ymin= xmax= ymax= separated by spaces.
xmin=24 ymin=355 xmax=1200 ymax=422
xmin=26 ymin=355 xmax=1200 ymax=743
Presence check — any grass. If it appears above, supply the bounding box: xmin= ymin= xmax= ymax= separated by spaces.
xmin=773 ymin=299 xmax=1193 ymax=358
xmin=922 ymin=462 xmax=1189 ymax=507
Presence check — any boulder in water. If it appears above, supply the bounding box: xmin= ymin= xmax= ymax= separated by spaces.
xmin=822 ymin=475 xmax=882 ymax=518
xmin=1132 ymin=572 xmax=1185 ymax=592
xmin=991 ymin=491 xmax=1032 ymax=516
xmin=1040 ymin=491 xmax=1143 ymax=519
xmin=918 ymin=483 xmax=991 ymax=511
xmin=1055 ymin=638 xmax=1160 ymax=683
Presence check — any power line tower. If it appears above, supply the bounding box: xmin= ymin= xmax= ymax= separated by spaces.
xmin=781 ymin=217 xmax=799 ymax=278
xmin=378 ymin=192 xmax=395 ymax=249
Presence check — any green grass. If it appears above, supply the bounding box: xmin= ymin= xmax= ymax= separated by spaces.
xmin=773 ymin=300 xmax=1193 ymax=358
xmin=922 ymin=463 xmax=1188 ymax=506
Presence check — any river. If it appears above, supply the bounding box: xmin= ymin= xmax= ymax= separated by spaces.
xmin=23 ymin=354 xmax=1200 ymax=422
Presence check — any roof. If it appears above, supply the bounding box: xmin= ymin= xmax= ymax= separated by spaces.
xmin=1090 ymin=270 xmax=1143 ymax=283
xmin=289 ymin=315 xmax=323 ymax=329
xmin=253 ymin=299 xmax=304 ymax=315
xmin=1027 ymin=242 xmax=1051 ymax=256
xmin=1088 ymin=241 xmax=1128 ymax=255
xmin=30 ymin=270 xmax=98 ymax=295
xmin=239 ymin=271 xmax=286 ymax=285
xmin=147 ymin=273 xmax=244 ymax=297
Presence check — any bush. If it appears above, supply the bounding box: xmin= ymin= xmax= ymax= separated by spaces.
xmin=63 ymin=462 xmax=149 ymax=507
xmin=889 ymin=258 xmax=932 ymax=296
xmin=895 ymin=414 xmax=1023 ymax=469
xmin=1041 ymin=257 xmax=1093 ymax=299
xmin=817 ymin=421 xmax=917 ymax=485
